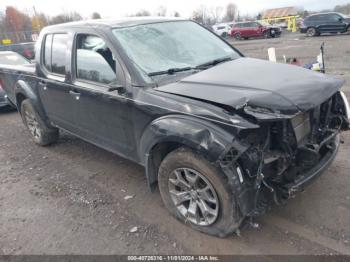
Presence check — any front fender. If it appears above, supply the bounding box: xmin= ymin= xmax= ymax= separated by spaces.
xmin=140 ymin=115 xmax=236 ymax=163
xmin=139 ymin=114 xmax=249 ymax=188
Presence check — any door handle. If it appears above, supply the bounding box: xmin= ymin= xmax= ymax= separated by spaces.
xmin=39 ymin=80 xmax=47 ymax=90
xmin=69 ymin=90 xmax=81 ymax=100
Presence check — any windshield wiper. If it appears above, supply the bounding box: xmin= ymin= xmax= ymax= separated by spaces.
xmin=148 ymin=67 xmax=194 ymax=77
xmin=195 ymin=56 xmax=233 ymax=69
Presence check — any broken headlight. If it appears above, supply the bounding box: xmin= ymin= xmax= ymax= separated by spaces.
xmin=340 ymin=91 xmax=350 ymax=121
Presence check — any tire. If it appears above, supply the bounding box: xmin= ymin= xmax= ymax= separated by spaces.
xmin=234 ymin=33 xmax=241 ymax=40
xmin=263 ymin=31 xmax=270 ymax=39
xmin=269 ymin=29 xmax=277 ymax=38
xmin=20 ymin=99 xmax=59 ymax=146
xmin=221 ymin=32 xmax=227 ymax=38
xmin=158 ymin=147 xmax=243 ymax=237
xmin=306 ymin=27 xmax=318 ymax=37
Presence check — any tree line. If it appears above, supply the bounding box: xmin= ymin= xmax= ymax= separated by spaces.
xmin=1 ymin=2 xmax=350 ymax=44
xmin=0 ymin=6 xmax=103 ymax=43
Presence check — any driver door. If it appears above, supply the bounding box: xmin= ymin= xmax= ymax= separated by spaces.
xmin=69 ymin=34 xmax=135 ymax=158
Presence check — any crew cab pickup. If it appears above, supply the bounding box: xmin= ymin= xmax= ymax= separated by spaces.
xmin=0 ymin=17 xmax=349 ymax=237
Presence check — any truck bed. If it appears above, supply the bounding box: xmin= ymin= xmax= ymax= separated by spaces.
xmin=0 ymin=63 xmax=36 ymax=106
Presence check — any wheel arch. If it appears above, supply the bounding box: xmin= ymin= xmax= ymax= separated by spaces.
xmin=15 ymin=80 xmax=48 ymax=123
xmin=139 ymin=115 xmax=247 ymax=190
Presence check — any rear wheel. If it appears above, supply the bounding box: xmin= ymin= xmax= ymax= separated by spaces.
xmin=221 ymin=32 xmax=228 ymax=38
xmin=306 ymin=27 xmax=318 ymax=37
xmin=158 ymin=147 xmax=243 ymax=237
xmin=20 ymin=99 xmax=59 ymax=146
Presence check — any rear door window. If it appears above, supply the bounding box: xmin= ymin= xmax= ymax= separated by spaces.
xmin=51 ymin=34 xmax=68 ymax=75
xmin=44 ymin=34 xmax=53 ymax=71
xmin=43 ymin=33 xmax=67 ymax=75
xmin=325 ymin=14 xmax=341 ymax=22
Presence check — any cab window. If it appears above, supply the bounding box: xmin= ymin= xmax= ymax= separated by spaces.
xmin=43 ymin=34 xmax=53 ymax=71
xmin=51 ymin=34 xmax=68 ymax=75
xmin=43 ymin=33 xmax=67 ymax=75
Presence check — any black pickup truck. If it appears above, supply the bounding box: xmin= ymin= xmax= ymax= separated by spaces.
xmin=0 ymin=17 xmax=349 ymax=237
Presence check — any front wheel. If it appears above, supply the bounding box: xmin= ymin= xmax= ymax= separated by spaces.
xmin=158 ymin=147 xmax=243 ymax=237
xmin=20 ymin=99 xmax=59 ymax=146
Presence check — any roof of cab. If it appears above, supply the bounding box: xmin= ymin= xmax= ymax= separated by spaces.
xmin=44 ymin=16 xmax=187 ymax=30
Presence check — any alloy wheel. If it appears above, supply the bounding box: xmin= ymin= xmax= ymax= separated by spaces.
xmin=234 ymin=33 xmax=241 ymax=40
xmin=168 ymin=168 xmax=219 ymax=226
xmin=24 ymin=110 xmax=42 ymax=139
xmin=307 ymin=28 xmax=316 ymax=37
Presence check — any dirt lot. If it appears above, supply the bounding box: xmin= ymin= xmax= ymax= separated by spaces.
xmin=1 ymin=32 xmax=350 ymax=255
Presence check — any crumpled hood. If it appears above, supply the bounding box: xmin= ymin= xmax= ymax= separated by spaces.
xmin=156 ymin=57 xmax=345 ymax=116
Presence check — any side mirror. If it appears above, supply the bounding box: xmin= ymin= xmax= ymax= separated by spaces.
xmin=107 ymin=83 xmax=125 ymax=93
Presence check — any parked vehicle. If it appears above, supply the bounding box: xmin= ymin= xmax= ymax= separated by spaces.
xmin=212 ymin=23 xmax=231 ymax=37
xmin=0 ymin=51 xmax=30 ymax=65
xmin=230 ymin=21 xmax=282 ymax=40
xmin=300 ymin=12 xmax=350 ymax=37
xmin=0 ymin=42 xmax=35 ymax=60
xmin=0 ymin=18 xmax=349 ymax=237
xmin=0 ymin=81 xmax=10 ymax=108
xmin=0 ymin=51 xmax=31 ymax=108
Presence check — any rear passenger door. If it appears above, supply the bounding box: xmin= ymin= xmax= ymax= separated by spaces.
xmin=70 ymin=33 xmax=135 ymax=158
xmin=244 ymin=23 xmax=256 ymax=37
xmin=251 ymin=22 xmax=262 ymax=36
xmin=38 ymin=33 xmax=77 ymax=130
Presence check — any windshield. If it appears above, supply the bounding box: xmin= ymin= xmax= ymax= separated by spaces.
xmin=112 ymin=21 xmax=241 ymax=75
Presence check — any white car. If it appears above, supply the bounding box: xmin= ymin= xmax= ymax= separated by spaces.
xmin=212 ymin=23 xmax=231 ymax=37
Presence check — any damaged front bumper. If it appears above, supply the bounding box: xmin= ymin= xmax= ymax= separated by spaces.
xmin=282 ymin=133 xmax=340 ymax=197
xmin=221 ymin=91 xmax=349 ymax=218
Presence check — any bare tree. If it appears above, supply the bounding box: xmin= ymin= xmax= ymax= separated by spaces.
xmin=91 ymin=12 xmax=101 ymax=19
xmin=334 ymin=4 xmax=350 ymax=14
xmin=209 ymin=6 xmax=224 ymax=24
xmin=133 ymin=10 xmax=151 ymax=17
xmin=156 ymin=6 xmax=167 ymax=16
xmin=49 ymin=11 xmax=82 ymax=25
xmin=192 ymin=5 xmax=206 ymax=24
xmin=224 ymin=3 xmax=237 ymax=22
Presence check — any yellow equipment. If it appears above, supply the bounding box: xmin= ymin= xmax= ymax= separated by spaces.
xmin=261 ymin=15 xmax=299 ymax=32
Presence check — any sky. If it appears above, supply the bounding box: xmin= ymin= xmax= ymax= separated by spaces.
xmin=1 ymin=0 xmax=349 ymax=18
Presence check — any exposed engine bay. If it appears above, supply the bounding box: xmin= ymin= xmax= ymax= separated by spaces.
xmin=221 ymin=91 xmax=350 ymax=217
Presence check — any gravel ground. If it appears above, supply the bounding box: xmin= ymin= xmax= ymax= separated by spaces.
xmin=0 ymin=32 xmax=350 ymax=255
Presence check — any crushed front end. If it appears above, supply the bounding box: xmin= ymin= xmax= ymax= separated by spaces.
xmin=221 ymin=91 xmax=350 ymax=218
